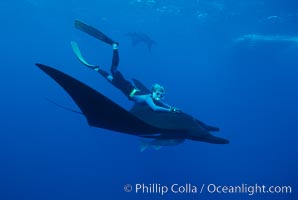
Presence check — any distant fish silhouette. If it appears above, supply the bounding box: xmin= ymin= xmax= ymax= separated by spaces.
xmin=125 ymin=32 xmax=156 ymax=52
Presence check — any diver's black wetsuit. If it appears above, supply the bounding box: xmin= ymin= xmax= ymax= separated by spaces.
xmin=96 ymin=49 xmax=136 ymax=98
xmin=74 ymin=20 xmax=138 ymax=98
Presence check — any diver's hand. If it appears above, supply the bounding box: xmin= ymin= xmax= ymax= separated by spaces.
xmin=170 ymin=107 xmax=181 ymax=113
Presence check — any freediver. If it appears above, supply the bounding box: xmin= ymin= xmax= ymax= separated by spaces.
xmin=72 ymin=20 xmax=180 ymax=113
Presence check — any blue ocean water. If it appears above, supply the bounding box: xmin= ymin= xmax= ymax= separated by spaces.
xmin=1 ymin=0 xmax=297 ymax=199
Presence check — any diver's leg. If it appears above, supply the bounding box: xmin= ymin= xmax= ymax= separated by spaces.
xmin=93 ymin=44 xmax=133 ymax=97
xmin=93 ymin=43 xmax=119 ymax=83
xmin=110 ymin=43 xmax=119 ymax=75
xmin=94 ymin=68 xmax=113 ymax=82
xmin=110 ymin=71 xmax=135 ymax=97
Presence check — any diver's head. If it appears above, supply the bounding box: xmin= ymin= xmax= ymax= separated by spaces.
xmin=151 ymin=83 xmax=165 ymax=101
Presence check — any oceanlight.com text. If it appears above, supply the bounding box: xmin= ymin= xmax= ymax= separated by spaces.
xmin=206 ymin=183 xmax=292 ymax=196
xmin=123 ymin=183 xmax=292 ymax=196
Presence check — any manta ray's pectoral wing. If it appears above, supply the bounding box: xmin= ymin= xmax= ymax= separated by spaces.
xmin=36 ymin=63 xmax=162 ymax=136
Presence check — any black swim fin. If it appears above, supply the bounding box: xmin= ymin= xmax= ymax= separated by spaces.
xmin=74 ymin=20 xmax=116 ymax=46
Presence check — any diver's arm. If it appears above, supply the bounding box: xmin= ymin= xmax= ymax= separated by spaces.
xmin=159 ymin=101 xmax=181 ymax=112
xmin=133 ymin=95 xmax=179 ymax=112
xmin=145 ymin=97 xmax=171 ymax=112
xmin=158 ymin=101 xmax=171 ymax=109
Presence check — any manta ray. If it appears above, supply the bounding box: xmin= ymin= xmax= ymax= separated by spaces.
xmin=35 ymin=63 xmax=229 ymax=150
xmin=125 ymin=32 xmax=156 ymax=52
